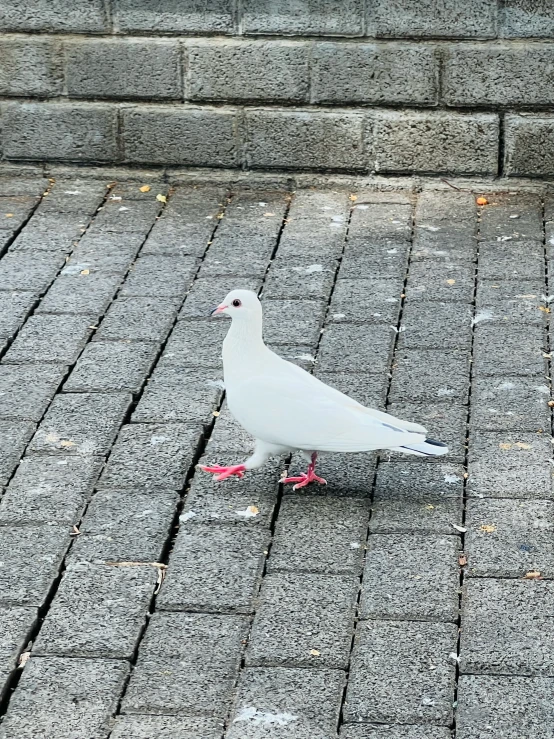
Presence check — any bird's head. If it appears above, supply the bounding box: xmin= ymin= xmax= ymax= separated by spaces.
xmin=210 ymin=289 xmax=262 ymax=321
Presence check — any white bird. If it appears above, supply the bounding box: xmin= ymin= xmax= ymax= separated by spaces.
xmin=200 ymin=290 xmax=448 ymax=489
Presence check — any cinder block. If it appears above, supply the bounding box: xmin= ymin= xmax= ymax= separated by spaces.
xmin=0 ymin=37 xmax=62 ymax=96
xmin=341 ymin=727 xmax=451 ymax=739
xmin=122 ymin=106 xmax=238 ymax=167
xmin=242 ymin=0 xmax=364 ymax=36
xmin=500 ymin=0 xmax=554 ymax=38
xmin=114 ymin=0 xmax=233 ymax=34
xmin=245 ymin=109 xmax=365 ymax=171
xmin=2 ymin=103 xmax=118 ymax=163
xmin=374 ymin=111 xmax=499 ymax=175
xmin=368 ymin=0 xmax=496 ymax=38
xmin=0 ymin=0 xmax=108 ymax=32
xmin=188 ymin=39 xmax=309 ymax=103
xmin=312 ymin=42 xmax=438 ymax=105
xmin=111 ymin=716 xmax=223 ymax=739
xmin=505 ymin=114 xmax=554 ymax=177
xmin=65 ymin=38 xmax=181 ymax=100
xmin=444 ymin=45 xmax=554 ymax=106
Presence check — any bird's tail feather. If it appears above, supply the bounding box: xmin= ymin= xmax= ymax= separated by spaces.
xmin=389 ymin=438 xmax=449 ymax=457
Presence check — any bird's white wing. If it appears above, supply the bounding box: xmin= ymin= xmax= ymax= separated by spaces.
xmin=227 ymin=374 xmax=427 ymax=453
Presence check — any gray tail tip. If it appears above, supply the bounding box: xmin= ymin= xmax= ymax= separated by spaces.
xmin=425 ymin=438 xmax=448 ymax=450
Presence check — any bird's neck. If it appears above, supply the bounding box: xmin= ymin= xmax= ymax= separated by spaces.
xmin=222 ymin=317 xmax=266 ymax=370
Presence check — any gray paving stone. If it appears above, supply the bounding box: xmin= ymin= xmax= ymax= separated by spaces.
xmin=205 ymin=403 xmax=261 ymax=456
xmin=2 ymin=313 xmax=95 ymax=364
xmin=479 ymin=194 xmax=542 ymax=242
xmin=349 ymin=203 xmax=412 ymax=242
xmin=287 ymin=450 xmax=377 ymax=497
xmin=268 ymin=495 xmax=370 ymax=575
xmin=119 ymin=255 xmax=198 ymax=298
xmin=0 ymin=454 xmax=102 ymax=525
xmin=408 ymin=260 xmax=474 ymax=303
xmin=94 ymin=296 xmax=180 ymax=342
xmin=132 ymin=365 xmax=223 ymax=426
xmin=0 ymin=251 xmax=64 ymax=292
xmin=0 ymin=525 xmax=69 ymax=606
xmin=36 ymin=271 xmax=122 ymax=317
xmin=123 ymin=611 xmax=248 ymax=718
xmin=361 ymin=534 xmax=460 ymax=622
xmin=264 ymin=256 xmax=337 ymax=301
xmin=475 ymin=280 xmax=546 ymax=324
xmin=0 ymin=178 xmax=48 ymax=198
xmin=200 ymin=235 xmax=276 ymax=279
xmin=411 ymin=235 xmax=476 ymax=263
xmin=70 ymin=488 xmax=178 ymax=563
xmin=0 ymin=196 xmax=39 ymax=232
xmin=158 ymin=523 xmax=270 ymax=614
xmin=141 ymin=217 xmax=215 ymax=258
xmin=371 ymin=461 xmax=464 ymax=535
xmin=0 ymin=364 xmax=66 ymax=421
xmin=158 ymin=318 xmax=227 ymax=369
xmin=468 ymin=431 xmax=552 ymax=499
xmin=183 ymin=458 xmax=280 ymax=528
xmin=246 ymin=572 xmax=358 ymax=669
xmin=0 ymin=420 xmax=36 ymax=486
xmin=456 ymin=674 xmax=554 ymax=739
xmin=0 ymin=606 xmax=37 ymax=693
xmin=89 ymin=198 xmax=162 ymax=234
xmin=111 ymin=715 xmax=224 ymax=739
xmin=108 ymin=183 xmax=170 ymax=201
xmin=8 ymin=229 xmax=80 ymax=255
xmin=344 ymin=620 xmax=457 ymax=725
xmin=34 ymin=562 xmax=156 ymax=659
xmin=0 ymin=656 xmax=129 ymax=739
xmin=339 ymin=240 xmax=409 ymax=282
xmin=318 ymin=324 xmax=395 ymax=374
xmin=387 ymin=402 xmax=467 ymax=462
xmin=328 ymin=277 xmax=403 ymax=325
xmin=278 ymin=228 xmax=345 ymax=261
xmin=0 ymin=291 xmax=38 ymax=338
xmin=389 ymin=349 xmax=470 ymax=403
xmin=465 ymin=498 xmax=554 ymax=577
xmin=38 ymin=184 xmax=106 ymax=215
xmin=341 ymin=726 xmax=451 ymax=739
xmin=473 ymin=322 xmax=546 ymax=377
xmin=415 ymin=190 xmax=477 ymax=230
xmin=471 ymin=375 xmax=551 ymax=432
xmin=100 ymin=423 xmax=202 ymax=490
xmin=262 ymin=299 xmax=327 ymax=346
xmin=29 ymin=392 xmax=131 ymax=456
xmin=478 ymin=241 xmax=544 ymax=281
xmin=314 ymin=371 xmax=388 ymax=410
xmin=460 ymin=578 xmax=554 ymax=677
xmin=226 ymin=667 xmax=346 ymax=739
xmin=180 ymin=275 xmax=261 ymax=318
xmin=398 ymin=300 xmax=473 ymax=350
xmin=64 ymin=340 xmax=159 ymax=394
xmin=71 ymin=230 xmax=144 ymax=268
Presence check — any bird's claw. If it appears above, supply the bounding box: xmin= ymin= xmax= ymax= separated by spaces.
xmin=200 ymin=464 xmax=247 ymax=481
xmin=280 ymin=471 xmax=327 ymax=490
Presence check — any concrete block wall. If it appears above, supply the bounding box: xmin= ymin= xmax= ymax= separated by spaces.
xmin=0 ymin=0 xmax=554 ymax=175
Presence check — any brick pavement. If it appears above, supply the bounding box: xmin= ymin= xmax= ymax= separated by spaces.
xmin=0 ymin=173 xmax=552 ymax=737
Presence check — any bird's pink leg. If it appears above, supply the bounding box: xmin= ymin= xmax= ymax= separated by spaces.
xmin=200 ymin=463 xmax=247 ymax=481
xmin=281 ymin=453 xmax=327 ymax=490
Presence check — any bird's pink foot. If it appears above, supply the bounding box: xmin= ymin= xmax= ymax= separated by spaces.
xmin=200 ymin=464 xmax=246 ymax=481
xmin=281 ymin=469 xmax=327 ymax=490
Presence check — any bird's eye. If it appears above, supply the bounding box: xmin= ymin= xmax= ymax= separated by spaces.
xmin=232 ymin=299 xmax=242 ymax=307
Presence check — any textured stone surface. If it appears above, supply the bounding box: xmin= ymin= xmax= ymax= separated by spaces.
xmin=465 ymin=498 xmax=554 ymax=577
xmin=111 ymin=716 xmax=224 ymax=739
xmin=0 ymin=364 xmax=66 ymax=421
xmin=505 ymin=114 xmax=554 ymax=177
xmin=0 ymin=421 xmax=36 ymax=486
xmin=226 ymin=667 xmax=346 ymax=739
xmin=344 ymin=620 xmax=457 ymax=725
xmin=94 ymin=296 xmax=180 ymax=342
xmin=369 ymin=0 xmax=496 ymax=38
xmin=64 ymin=340 xmax=158 ymax=393
xmin=0 ymin=657 xmax=129 ymax=739
xmin=242 ymin=0 xmax=364 ymax=35
xmin=361 ymin=534 xmax=460 ymax=622
xmin=341 ymin=728 xmax=452 ymax=739
xmin=460 ymin=578 xmax=554 ymax=676
xmin=158 ymin=524 xmax=270 ymax=613
xmin=390 ymin=348 xmax=470 ymax=403
xmin=3 ymin=314 xmax=94 ymax=364
xmin=34 ymin=562 xmax=156 ymax=658
xmin=457 ymin=675 xmax=554 ymax=738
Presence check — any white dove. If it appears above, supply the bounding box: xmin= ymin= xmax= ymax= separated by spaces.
xmin=200 ymin=289 xmax=448 ymax=489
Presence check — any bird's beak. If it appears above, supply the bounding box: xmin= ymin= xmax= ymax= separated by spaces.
xmin=209 ymin=303 xmax=228 ymax=316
